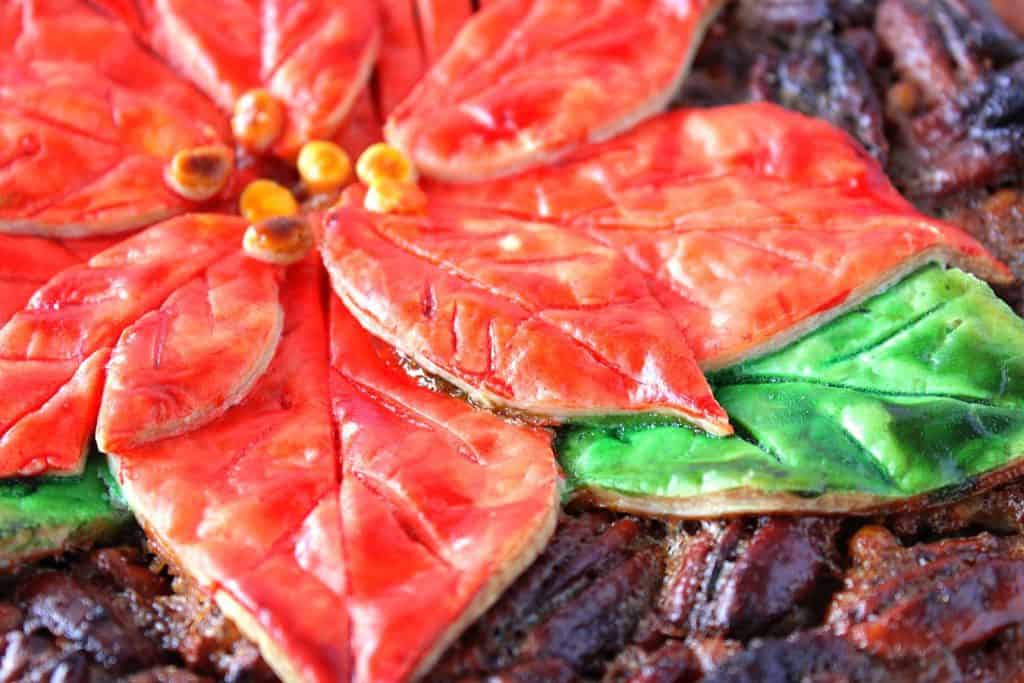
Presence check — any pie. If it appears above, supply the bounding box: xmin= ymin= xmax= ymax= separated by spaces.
xmin=2 ymin=1 xmax=1024 ymax=682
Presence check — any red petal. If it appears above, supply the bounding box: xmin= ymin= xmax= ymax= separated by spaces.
xmin=1 ymin=0 xmax=227 ymax=236
xmin=386 ymin=0 xmax=724 ymax=180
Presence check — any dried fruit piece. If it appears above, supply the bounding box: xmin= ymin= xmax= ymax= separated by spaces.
xmin=239 ymin=179 xmax=298 ymax=223
xmin=243 ymin=216 xmax=313 ymax=266
xmin=658 ymin=518 xmax=840 ymax=640
xmin=363 ymin=180 xmax=428 ymax=215
xmin=876 ymin=0 xmax=1023 ymax=106
xmin=905 ymin=61 xmax=1024 ymax=197
xmin=232 ymin=89 xmax=286 ymax=154
xmin=433 ymin=513 xmax=647 ymax=679
xmin=828 ymin=526 xmax=1024 ymax=656
xmin=700 ymin=633 xmax=931 ymax=683
xmin=750 ymin=32 xmax=888 ymax=161
xmin=164 ymin=145 xmax=234 ymax=202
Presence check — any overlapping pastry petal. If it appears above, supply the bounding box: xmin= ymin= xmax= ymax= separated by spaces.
xmin=561 ymin=266 xmax=1024 ymax=515
xmin=106 ymin=258 xmax=560 ymax=683
xmin=1 ymin=0 xmax=227 ymax=237
xmin=386 ymin=0 xmax=725 ymax=180
xmin=97 ymin=253 xmax=283 ymax=452
xmin=0 ymin=235 xmax=117 ymax=326
xmin=319 ymin=201 xmax=730 ymax=434
xmin=0 ymin=215 xmax=246 ymax=476
xmin=427 ymin=104 xmax=1011 ymax=369
xmin=96 ymin=0 xmax=379 ymax=159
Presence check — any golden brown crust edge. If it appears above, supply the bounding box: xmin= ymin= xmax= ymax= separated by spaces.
xmin=409 ymin=485 xmax=561 ymax=681
xmin=215 ymin=592 xmax=311 ymax=683
xmin=571 ymin=458 xmax=1024 ymax=520
xmin=109 ymin=455 xmax=311 ymax=683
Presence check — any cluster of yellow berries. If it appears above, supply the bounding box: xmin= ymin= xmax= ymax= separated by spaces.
xmin=164 ymin=88 xmax=428 ymax=265
xmin=238 ymin=140 xmax=428 ymax=264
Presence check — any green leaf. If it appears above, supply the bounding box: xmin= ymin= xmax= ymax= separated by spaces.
xmin=559 ymin=266 xmax=1024 ymax=514
xmin=0 ymin=452 xmax=131 ymax=568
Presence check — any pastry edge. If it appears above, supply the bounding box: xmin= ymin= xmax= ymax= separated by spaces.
xmin=0 ymin=208 xmax=180 ymax=238
xmin=326 ymin=274 xmax=731 ymax=436
xmin=109 ymin=458 xmax=561 ymax=683
xmin=95 ymin=299 xmax=285 ymax=453
xmin=409 ymin=484 xmax=561 ymax=681
xmin=570 ymin=456 xmax=1024 ymax=519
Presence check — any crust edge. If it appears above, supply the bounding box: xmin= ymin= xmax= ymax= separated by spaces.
xmin=570 ymin=457 xmax=1024 ymax=519
xmin=409 ymin=484 xmax=561 ymax=681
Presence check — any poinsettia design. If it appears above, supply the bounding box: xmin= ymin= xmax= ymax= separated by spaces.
xmin=0 ymin=234 xmax=118 ymax=326
xmin=0 ymin=0 xmax=1021 ymax=682
xmin=0 ymin=215 xmax=254 ymax=475
xmin=422 ymin=104 xmax=1010 ymax=367
xmin=319 ymin=197 xmax=730 ymax=434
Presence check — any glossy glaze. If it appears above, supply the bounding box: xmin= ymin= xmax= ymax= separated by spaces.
xmin=0 ymin=236 xmax=89 ymax=327
xmin=0 ymin=235 xmax=110 ymax=327
xmin=97 ymin=253 xmax=283 ymax=452
xmin=416 ymin=0 xmax=474 ymax=64
xmin=318 ymin=203 xmax=730 ymax=434
xmin=377 ymin=0 xmax=426 ymax=117
xmin=560 ymin=266 xmax=1024 ymax=514
xmin=0 ymin=0 xmax=227 ymax=236
xmin=429 ymin=104 xmax=1010 ymax=368
xmin=111 ymin=258 xmax=343 ymax=682
xmin=109 ymin=258 xmax=559 ymax=683
xmin=386 ymin=0 xmax=723 ymax=181
xmin=335 ymin=90 xmax=383 ymax=162
xmin=94 ymin=0 xmax=380 ymax=159
xmin=330 ymin=296 xmax=559 ymax=682
xmin=375 ymin=0 xmax=475 ymax=118
xmin=0 ymin=215 xmax=244 ymax=476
